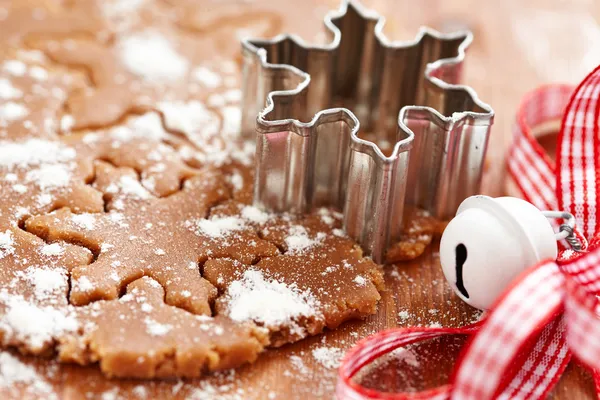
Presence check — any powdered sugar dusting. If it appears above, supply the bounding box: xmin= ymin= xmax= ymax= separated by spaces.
xmin=40 ymin=243 xmax=64 ymax=257
xmin=0 ymin=352 xmax=55 ymax=398
xmin=25 ymin=164 xmax=72 ymax=190
xmin=0 ymin=78 xmax=23 ymax=99
xmin=110 ymin=112 xmax=167 ymax=143
xmin=0 ymin=292 xmax=78 ymax=350
xmin=312 ymin=346 xmax=344 ymax=369
xmin=159 ymin=100 xmax=219 ymax=138
xmin=353 ymin=275 xmax=367 ymax=286
xmin=229 ymin=172 xmax=243 ymax=191
xmin=192 ymin=66 xmax=222 ymax=88
xmin=119 ymin=30 xmax=189 ymax=81
xmin=225 ymin=270 xmax=321 ymax=328
xmin=194 ymin=216 xmax=246 ymax=238
xmin=102 ymin=0 xmax=146 ymax=18
xmin=0 ymin=230 xmax=15 ymax=259
xmin=22 ymin=267 xmax=68 ymax=300
xmin=144 ymin=317 xmax=172 ymax=336
xmin=73 ymin=276 xmax=94 ymax=293
xmin=71 ymin=214 xmax=96 ymax=230
xmin=0 ymin=139 xmax=75 ymax=169
xmin=285 ymin=226 xmax=325 ymax=254
xmin=3 ymin=61 xmax=27 ymax=77
xmin=0 ymin=102 xmax=28 ymax=123
xmin=241 ymin=206 xmax=270 ymax=224
xmin=106 ymin=175 xmax=152 ymax=199
xmin=221 ymin=106 xmax=241 ymax=136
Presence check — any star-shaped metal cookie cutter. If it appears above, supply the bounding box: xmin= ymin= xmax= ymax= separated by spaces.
xmin=240 ymin=0 xmax=494 ymax=263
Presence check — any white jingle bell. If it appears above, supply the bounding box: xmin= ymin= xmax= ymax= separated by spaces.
xmin=439 ymin=195 xmax=558 ymax=310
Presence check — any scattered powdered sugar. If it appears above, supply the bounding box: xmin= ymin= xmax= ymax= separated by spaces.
xmin=40 ymin=243 xmax=64 ymax=257
xmin=158 ymin=100 xmax=220 ymax=146
xmin=0 ymin=292 xmax=78 ymax=350
xmin=353 ymin=275 xmax=367 ymax=286
xmin=332 ymin=228 xmax=345 ymax=237
xmin=29 ymin=66 xmax=48 ymax=81
xmin=11 ymin=184 xmax=27 ymax=194
xmin=0 ymin=78 xmax=22 ymax=99
xmin=225 ymin=270 xmax=320 ymax=328
xmin=160 ymin=100 xmax=217 ymax=133
xmin=110 ymin=112 xmax=167 ymax=142
xmin=119 ymin=30 xmax=189 ymax=82
xmin=398 ymin=310 xmax=411 ymax=322
xmin=241 ymin=206 xmax=270 ymax=224
xmin=71 ymin=214 xmax=96 ymax=230
xmin=109 ymin=212 xmax=129 ymax=228
xmin=101 ymin=389 xmax=120 ymax=400
xmin=132 ymin=385 xmax=147 ymax=398
xmin=130 ymin=112 xmax=166 ymax=138
xmin=192 ymin=66 xmax=222 ymax=88
xmin=0 ymin=230 xmax=15 ymax=259
xmin=221 ymin=106 xmax=241 ymax=136
xmin=289 ymin=354 xmax=309 ymax=375
xmin=0 ymin=102 xmax=28 ymax=123
xmin=3 ymin=60 xmax=27 ymax=76
xmin=36 ymin=193 xmax=52 ymax=207
xmin=187 ymin=370 xmax=245 ymax=400
xmin=0 ymin=139 xmax=75 ymax=169
xmin=144 ymin=317 xmax=172 ymax=336
xmin=73 ymin=276 xmax=94 ymax=293
xmin=0 ymin=352 xmax=55 ymax=398
xmin=101 ymin=243 xmax=115 ymax=253
xmin=159 ymin=100 xmax=251 ymax=166
xmin=102 ymin=0 xmax=146 ymax=18
xmin=206 ymin=89 xmax=241 ymax=108
xmin=25 ymin=164 xmax=72 ymax=190
xmin=352 ymin=346 xmax=421 ymax=393
xmin=390 ymin=347 xmax=420 ymax=368
xmin=22 ymin=267 xmax=68 ymax=300
xmin=284 ymin=226 xmax=325 ymax=254
xmin=317 ymin=208 xmax=342 ymax=226
xmin=229 ymin=172 xmax=244 ymax=191
xmin=311 ymin=346 xmax=344 ymax=369
xmin=194 ymin=215 xmax=246 ymax=239
xmin=60 ymin=115 xmax=75 ymax=133
xmin=106 ymin=175 xmax=152 ymax=199
xmin=193 ymin=207 xmax=273 ymax=239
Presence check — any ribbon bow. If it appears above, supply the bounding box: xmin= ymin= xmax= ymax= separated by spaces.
xmin=336 ymin=65 xmax=600 ymax=399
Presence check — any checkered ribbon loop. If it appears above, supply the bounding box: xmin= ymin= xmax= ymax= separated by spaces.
xmin=336 ymin=65 xmax=600 ymax=400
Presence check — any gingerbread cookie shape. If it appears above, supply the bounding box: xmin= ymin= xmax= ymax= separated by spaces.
xmin=0 ymin=227 xmax=93 ymax=355
xmin=204 ymin=208 xmax=385 ymax=347
xmin=59 ymin=276 xmax=268 ymax=378
xmin=25 ymin=162 xmax=278 ymax=315
xmin=0 ymin=137 xmax=103 ymax=230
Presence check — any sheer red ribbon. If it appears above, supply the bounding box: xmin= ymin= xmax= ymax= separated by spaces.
xmin=336 ymin=65 xmax=600 ymax=400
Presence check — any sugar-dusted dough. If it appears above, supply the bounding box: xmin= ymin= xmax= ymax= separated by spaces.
xmin=205 ymin=209 xmax=384 ymax=347
xmin=25 ymin=162 xmax=278 ymax=315
xmin=0 ymin=0 xmax=415 ymax=385
xmin=59 ymin=276 xmax=268 ymax=378
xmin=0 ymin=227 xmax=92 ymax=355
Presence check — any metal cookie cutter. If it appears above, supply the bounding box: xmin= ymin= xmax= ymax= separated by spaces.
xmin=241 ymin=0 xmax=494 ymax=263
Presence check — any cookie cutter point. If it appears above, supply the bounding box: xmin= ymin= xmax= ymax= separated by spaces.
xmin=241 ymin=0 xmax=494 ymax=263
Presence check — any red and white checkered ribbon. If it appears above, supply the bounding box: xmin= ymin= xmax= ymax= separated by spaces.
xmin=336 ymin=65 xmax=600 ymax=399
